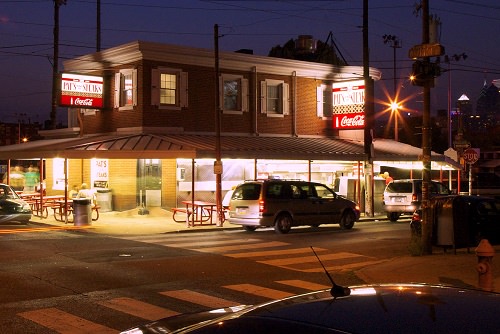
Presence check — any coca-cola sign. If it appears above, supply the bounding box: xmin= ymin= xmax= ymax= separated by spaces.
xmin=60 ymin=73 xmax=103 ymax=108
xmin=333 ymin=113 xmax=365 ymax=129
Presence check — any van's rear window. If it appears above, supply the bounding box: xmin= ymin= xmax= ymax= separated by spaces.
xmin=232 ymin=184 xmax=261 ymax=200
xmin=386 ymin=183 xmax=413 ymax=193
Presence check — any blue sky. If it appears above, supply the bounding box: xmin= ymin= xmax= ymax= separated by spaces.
xmin=1 ymin=0 xmax=499 ymax=125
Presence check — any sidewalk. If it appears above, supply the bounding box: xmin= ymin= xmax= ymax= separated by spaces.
xmin=28 ymin=207 xmax=500 ymax=293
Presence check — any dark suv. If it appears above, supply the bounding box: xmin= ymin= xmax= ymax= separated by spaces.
xmin=227 ymin=179 xmax=360 ymax=233
xmin=383 ymin=179 xmax=450 ymax=222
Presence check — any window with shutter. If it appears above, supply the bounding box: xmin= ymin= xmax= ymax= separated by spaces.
xmin=260 ymin=79 xmax=289 ymax=117
xmin=151 ymin=67 xmax=188 ymax=110
xmin=219 ymin=74 xmax=248 ymax=114
xmin=114 ymin=69 xmax=137 ymax=110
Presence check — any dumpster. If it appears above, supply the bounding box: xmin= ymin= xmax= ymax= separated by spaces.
xmin=96 ymin=189 xmax=112 ymax=212
xmin=431 ymin=195 xmax=500 ymax=250
xmin=73 ymin=198 xmax=92 ymax=226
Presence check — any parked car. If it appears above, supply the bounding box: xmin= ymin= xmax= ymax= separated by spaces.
xmin=383 ymin=179 xmax=450 ymax=222
xmin=0 ymin=183 xmax=32 ymax=224
xmin=121 ymin=283 xmax=500 ymax=334
xmin=227 ymin=179 xmax=360 ymax=233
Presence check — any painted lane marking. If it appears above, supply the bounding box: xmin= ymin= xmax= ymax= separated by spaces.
xmin=159 ymin=289 xmax=240 ymax=308
xmin=18 ymin=307 xmax=116 ymax=334
xmin=98 ymin=297 xmax=179 ymax=321
xmin=223 ymin=284 xmax=294 ymax=300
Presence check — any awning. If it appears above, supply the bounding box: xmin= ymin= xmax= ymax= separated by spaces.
xmin=0 ymin=133 xmax=461 ymax=169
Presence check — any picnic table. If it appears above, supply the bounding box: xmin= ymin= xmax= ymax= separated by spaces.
xmin=172 ymin=200 xmax=217 ymax=226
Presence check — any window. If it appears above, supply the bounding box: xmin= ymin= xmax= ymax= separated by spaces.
xmin=317 ymin=84 xmax=332 ymax=118
xmin=220 ymin=74 xmax=248 ymax=113
xmin=114 ymin=69 xmax=137 ymax=109
xmin=260 ymin=79 xmax=289 ymax=116
xmin=160 ymin=73 xmax=176 ymax=105
xmin=151 ymin=67 xmax=188 ymax=110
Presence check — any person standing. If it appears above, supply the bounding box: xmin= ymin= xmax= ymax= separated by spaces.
xmin=24 ymin=166 xmax=40 ymax=193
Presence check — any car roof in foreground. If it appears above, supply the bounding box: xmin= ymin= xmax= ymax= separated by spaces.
xmin=122 ymin=283 xmax=500 ymax=334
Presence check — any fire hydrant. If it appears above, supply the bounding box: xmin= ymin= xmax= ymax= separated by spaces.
xmin=475 ymin=239 xmax=495 ymax=292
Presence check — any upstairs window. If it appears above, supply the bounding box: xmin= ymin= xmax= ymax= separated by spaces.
xmin=151 ymin=67 xmax=188 ymax=110
xmin=317 ymin=84 xmax=333 ymax=118
xmin=220 ymin=74 xmax=248 ymax=114
xmin=160 ymin=73 xmax=177 ymax=105
xmin=114 ymin=69 xmax=137 ymax=110
xmin=260 ymin=79 xmax=289 ymax=116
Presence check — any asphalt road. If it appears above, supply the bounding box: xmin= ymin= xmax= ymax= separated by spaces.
xmin=0 ymin=219 xmax=410 ymax=333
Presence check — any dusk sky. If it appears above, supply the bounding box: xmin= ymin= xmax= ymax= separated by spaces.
xmin=1 ymin=0 xmax=499 ymax=126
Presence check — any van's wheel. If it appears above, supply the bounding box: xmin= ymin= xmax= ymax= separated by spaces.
xmin=243 ymin=226 xmax=257 ymax=232
xmin=339 ymin=211 xmax=355 ymax=229
xmin=387 ymin=212 xmax=400 ymax=222
xmin=274 ymin=214 xmax=292 ymax=234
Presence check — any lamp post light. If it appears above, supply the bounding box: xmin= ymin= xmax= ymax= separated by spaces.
xmin=390 ymin=101 xmax=400 ymax=141
xmin=383 ymin=34 xmax=402 ymax=141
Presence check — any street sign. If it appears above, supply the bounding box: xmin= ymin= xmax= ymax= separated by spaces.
xmin=408 ymin=43 xmax=445 ymax=59
xmin=463 ymin=148 xmax=479 ymax=164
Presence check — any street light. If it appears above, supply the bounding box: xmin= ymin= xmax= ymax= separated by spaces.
xmin=443 ymin=53 xmax=467 ymax=147
xmin=383 ymin=34 xmax=402 ymax=141
xmin=390 ymin=101 xmax=401 ymax=141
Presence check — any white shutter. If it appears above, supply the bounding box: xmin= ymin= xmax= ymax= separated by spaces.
xmin=260 ymin=81 xmax=267 ymax=114
xmin=151 ymin=68 xmax=159 ymax=106
xmin=132 ymin=69 xmax=138 ymax=107
xmin=114 ymin=72 xmax=121 ymax=108
xmin=241 ymin=78 xmax=249 ymax=112
xmin=282 ymin=82 xmax=289 ymax=115
xmin=317 ymin=86 xmax=324 ymax=117
xmin=180 ymin=71 xmax=188 ymax=108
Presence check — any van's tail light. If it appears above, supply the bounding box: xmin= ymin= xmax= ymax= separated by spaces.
xmin=412 ymin=193 xmax=418 ymax=202
xmin=259 ymin=199 xmax=266 ymax=213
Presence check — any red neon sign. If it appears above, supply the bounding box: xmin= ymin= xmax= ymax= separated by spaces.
xmin=333 ymin=112 xmax=365 ymax=129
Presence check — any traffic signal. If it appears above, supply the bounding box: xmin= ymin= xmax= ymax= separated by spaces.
xmin=410 ymin=60 xmax=441 ymax=87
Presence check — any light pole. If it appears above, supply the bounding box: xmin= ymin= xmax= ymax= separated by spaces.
xmin=444 ymin=53 xmax=467 ymax=147
xmin=383 ymin=34 xmax=402 ymax=141
xmin=390 ymin=102 xmax=400 ymax=141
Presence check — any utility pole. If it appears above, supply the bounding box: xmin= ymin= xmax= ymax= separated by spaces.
xmin=420 ymin=0 xmax=433 ymax=255
xmin=51 ymin=1 xmax=67 ymax=129
xmin=96 ymin=0 xmax=101 ymax=51
xmin=408 ymin=0 xmax=444 ymax=255
xmin=214 ymin=24 xmax=224 ymax=226
xmin=363 ymin=0 xmax=374 ymax=217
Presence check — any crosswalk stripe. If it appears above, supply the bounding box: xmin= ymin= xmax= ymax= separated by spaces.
xmin=258 ymin=251 xmax=364 ymax=266
xmin=18 ymin=307 xmax=117 ymax=334
xmin=302 ymin=259 xmax=388 ymax=273
xmin=276 ymin=279 xmax=330 ymax=291
xmin=98 ymin=297 xmax=179 ymax=321
xmin=195 ymin=241 xmax=290 ymax=253
xmin=159 ymin=289 xmax=240 ymax=308
xmin=226 ymin=247 xmax=328 ymax=258
xmin=224 ymin=284 xmax=294 ymax=300
xmin=161 ymin=238 xmax=264 ymax=249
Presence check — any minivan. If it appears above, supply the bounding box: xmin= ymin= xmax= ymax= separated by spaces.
xmin=383 ymin=179 xmax=451 ymax=222
xmin=228 ymin=179 xmax=360 ymax=233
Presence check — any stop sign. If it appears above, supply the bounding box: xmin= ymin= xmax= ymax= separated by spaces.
xmin=463 ymin=148 xmax=479 ymax=164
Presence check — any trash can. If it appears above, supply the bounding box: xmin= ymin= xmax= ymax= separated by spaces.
xmin=73 ymin=198 xmax=92 ymax=226
xmin=96 ymin=189 xmax=112 ymax=212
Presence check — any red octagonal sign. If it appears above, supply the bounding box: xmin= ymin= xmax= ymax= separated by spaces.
xmin=463 ymin=148 xmax=479 ymax=164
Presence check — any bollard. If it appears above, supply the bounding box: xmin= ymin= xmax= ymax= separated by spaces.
xmin=475 ymin=239 xmax=495 ymax=292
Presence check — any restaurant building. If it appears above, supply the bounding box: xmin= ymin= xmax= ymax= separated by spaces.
xmin=0 ymin=40 xmax=459 ymax=215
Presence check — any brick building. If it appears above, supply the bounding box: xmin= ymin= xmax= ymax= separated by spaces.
xmin=0 ymin=41 xmax=459 ymax=214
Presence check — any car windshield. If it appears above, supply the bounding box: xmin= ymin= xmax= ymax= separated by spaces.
xmin=0 ymin=184 xmax=19 ymax=199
